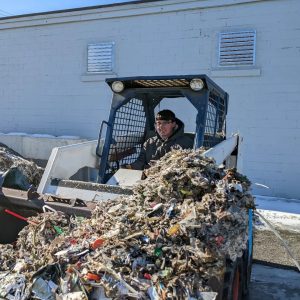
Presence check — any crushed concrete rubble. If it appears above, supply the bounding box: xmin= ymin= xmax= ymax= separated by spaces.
xmin=0 ymin=149 xmax=254 ymax=299
xmin=0 ymin=143 xmax=43 ymax=188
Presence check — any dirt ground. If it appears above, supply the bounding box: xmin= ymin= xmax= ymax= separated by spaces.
xmin=253 ymin=227 xmax=300 ymax=268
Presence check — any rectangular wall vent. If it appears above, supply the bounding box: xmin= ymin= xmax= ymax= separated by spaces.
xmin=87 ymin=42 xmax=114 ymax=73
xmin=219 ymin=30 xmax=256 ymax=66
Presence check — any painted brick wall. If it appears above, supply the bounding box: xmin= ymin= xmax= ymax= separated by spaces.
xmin=0 ymin=0 xmax=299 ymax=198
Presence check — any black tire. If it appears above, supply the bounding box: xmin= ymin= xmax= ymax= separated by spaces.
xmin=222 ymin=258 xmax=243 ymax=300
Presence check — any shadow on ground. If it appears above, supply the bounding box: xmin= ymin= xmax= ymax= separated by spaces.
xmin=248 ymin=264 xmax=300 ymax=300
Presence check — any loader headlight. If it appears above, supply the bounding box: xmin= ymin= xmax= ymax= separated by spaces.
xmin=112 ymin=81 xmax=125 ymax=93
xmin=190 ymin=78 xmax=204 ymax=91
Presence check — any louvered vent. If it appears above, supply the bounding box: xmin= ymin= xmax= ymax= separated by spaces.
xmin=219 ymin=30 xmax=256 ymax=66
xmin=87 ymin=42 xmax=114 ymax=73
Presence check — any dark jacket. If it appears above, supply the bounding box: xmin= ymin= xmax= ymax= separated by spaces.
xmin=131 ymin=118 xmax=193 ymax=170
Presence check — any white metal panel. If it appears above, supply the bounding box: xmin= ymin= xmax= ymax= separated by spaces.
xmin=106 ymin=169 xmax=143 ymax=186
xmin=38 ymin=140 xmax=100 ymax=194
xmin=202 ymin=134 xmax=238 ymax=166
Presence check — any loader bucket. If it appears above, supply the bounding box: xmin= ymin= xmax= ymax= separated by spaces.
xmin=0 ymin=207 xmax=37 ymax=243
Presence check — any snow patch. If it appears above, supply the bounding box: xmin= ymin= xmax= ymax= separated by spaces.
xmin=5 ymin=132 xmax=28 ymax=136
xmin=253 ymin=195 xmax=300 ymax=232
xmin=255 ymin=209 xmax=300 ymax=233
xmin=1 ymin=133 xmax=83 ymax=140
xmin=31 ymin=134 xmax=56 ymax=138
xmin=58 ymin=135 xmax=81 ymax=139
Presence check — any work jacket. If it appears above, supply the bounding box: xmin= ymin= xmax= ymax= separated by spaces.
xmin=131 ymin=119 xmax=194 ymax=170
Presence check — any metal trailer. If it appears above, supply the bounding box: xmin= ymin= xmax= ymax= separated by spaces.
xmin=0 ymin=75 xmax=252 ymax=300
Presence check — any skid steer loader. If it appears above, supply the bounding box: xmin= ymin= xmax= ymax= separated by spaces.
xmin=0 ymin=75 xmax=252 ymax=300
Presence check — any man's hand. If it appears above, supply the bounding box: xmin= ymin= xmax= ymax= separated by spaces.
xmin=120 ymin=164 xmax=132 ymax=169
xmin=109 ymin=147 xmax=136 ymax=162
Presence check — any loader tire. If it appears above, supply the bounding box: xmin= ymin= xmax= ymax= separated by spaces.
xmin=222 ymin=258 xmax=243 ymax=300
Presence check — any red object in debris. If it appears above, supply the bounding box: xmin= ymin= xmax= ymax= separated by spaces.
xmin=215 ymin=236 xmax=225 ymax=246
xmin=144 ymin=273 xmax=152 ymax=280
xmin=86 ymin=272 xmax=101 ymax=281
xmin=4 ymin=209 xmax=38 ymax=225
xmin=91 ymin=238 xmax=105 ymax=250
xmin=66 ymin=267 xmax=74 ymax=273
xmin=69 ymin=238 xmax=77 ymax=245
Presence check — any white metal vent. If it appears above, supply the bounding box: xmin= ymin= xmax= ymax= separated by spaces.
xmin=87 ymin=42 xmax=114 ymax=73
xmin=219 ymin=30 xmax=256 ymax=66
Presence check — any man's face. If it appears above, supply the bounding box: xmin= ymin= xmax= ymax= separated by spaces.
xmin=155 ymin=120 xmax=176 ymax=140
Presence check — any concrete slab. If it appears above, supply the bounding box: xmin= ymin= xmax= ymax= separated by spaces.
xmin=248 ymin=264 xmax=300 ymax=300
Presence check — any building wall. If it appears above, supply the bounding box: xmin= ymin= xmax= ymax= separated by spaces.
xmin=0 ymin=0 xmax=299 ymax=198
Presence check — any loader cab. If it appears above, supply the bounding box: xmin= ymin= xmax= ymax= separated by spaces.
xmin=97 ymin=75 xmax=228 ymax=183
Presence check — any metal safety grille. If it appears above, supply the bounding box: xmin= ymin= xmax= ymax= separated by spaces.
xmin=219 ymin=30 xmax=256 ymax=66
xmin=105 ymin=98 xmax=146 ymax=177
xmin=203 ymin=92 xmax=226 ymax=148
xmin=134 ymin=79 xmax=189 ymax=88
xmin=87 ymin=42 xmax=114 ymax=73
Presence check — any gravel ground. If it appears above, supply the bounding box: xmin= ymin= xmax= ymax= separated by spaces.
xmin=253 ymin=227 xmax=300 ymax=268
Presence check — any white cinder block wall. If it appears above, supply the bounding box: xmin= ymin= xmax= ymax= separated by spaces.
xmin=0 ymin=0 xmax=299 ymax=198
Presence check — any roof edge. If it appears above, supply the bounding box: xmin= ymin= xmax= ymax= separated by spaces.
xmin=0 ymin=0 xmax=162 ymax=21
xmin=0 ymin=0 xmax=265 ymax=21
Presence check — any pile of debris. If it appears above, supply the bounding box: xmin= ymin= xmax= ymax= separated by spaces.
xmin=0 ymin=149 xmax=254 ymax=299
xmin=0 ymin=143 xmax=43 ymax=189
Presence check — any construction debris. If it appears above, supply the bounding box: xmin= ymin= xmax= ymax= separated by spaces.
xmin=0 ymin=148 xmax=254 ymax=299
xmin=0 ymin=143 xmax=43 ymax=189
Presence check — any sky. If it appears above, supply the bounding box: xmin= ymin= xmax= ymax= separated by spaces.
xmin=0 ymin=0 xmax=135 ymax=17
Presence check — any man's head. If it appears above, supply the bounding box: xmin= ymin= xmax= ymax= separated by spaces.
xmin=155 ymin=110 xmax=177 ymax=140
